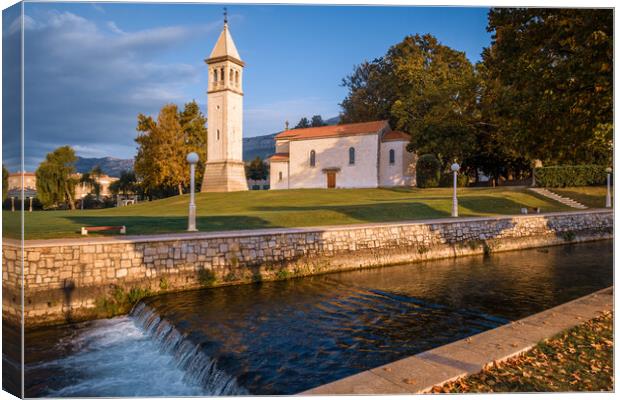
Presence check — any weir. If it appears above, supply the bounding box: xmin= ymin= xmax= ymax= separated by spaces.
xmin=130 ymin=302 xmax=247 ymax=396
xmin=20 ymin=240 xmax=613 ymax=396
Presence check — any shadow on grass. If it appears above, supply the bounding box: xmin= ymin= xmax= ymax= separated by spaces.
xmin=61 ymin=215 xmax=278 ymax=236
xmin=254 ymin=197 xmax=532 ymax=222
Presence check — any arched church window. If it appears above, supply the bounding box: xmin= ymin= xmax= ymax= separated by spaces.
xmin=213 ymin=69 xmax=218 ymax=82
xmin=217 ymin=129 xmax=220 ymax=140
xmin=349 ymin=147 xmax=355 ymax=165
xmin=279 ymin=171 xmax=283 ymax=181
xmin=235 ymin=70 xmax=239 ymax=85
xmin=389 ymin=149 xmax=395 ymax=165
xmin=220 ymin=67 xmax=225 ymax=82
xmin=310 ymin=150 xmax=316 ymax=167
xmin=229 ymin=69 xmax=234 ymax=81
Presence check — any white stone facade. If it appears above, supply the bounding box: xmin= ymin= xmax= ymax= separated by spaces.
xmin=269 ymin=121 xmax=415 ymax=189
xmin=201 ymin=22 xmax=248 ymax=192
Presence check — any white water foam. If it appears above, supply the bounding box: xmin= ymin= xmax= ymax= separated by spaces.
xmin=26 ymin=303 xmax=247 ymax=397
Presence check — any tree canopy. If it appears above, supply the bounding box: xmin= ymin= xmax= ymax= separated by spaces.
xmin=134 ymin=100 xmax=207 ymax=198
xmin=2 ymin=165 xmax=8 ymax=201
xmin=36 ymin=146 xmax=78 ymax=209
xmin=483 ymin=8 xmax=612 ymax=166
xmin=246 ymin=156 xmax=268 ymax=181
xmin=339 ymin=9 xmax=613 ymax=181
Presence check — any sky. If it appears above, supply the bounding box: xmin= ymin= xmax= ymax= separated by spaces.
xmin=3 ymin=2 xmax=492 ymax=172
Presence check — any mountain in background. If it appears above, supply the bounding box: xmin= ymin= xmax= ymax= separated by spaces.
xmin=243 ymin=116 xmax=340 ymax=161
xmin=75 ymin=117 xmax=340 ymax=173
xmin=75 ymin=156 xmax=134 ymax=177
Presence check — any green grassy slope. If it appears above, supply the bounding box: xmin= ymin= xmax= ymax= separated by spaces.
xmin=3 ymin=187 xmax=573 ymax=240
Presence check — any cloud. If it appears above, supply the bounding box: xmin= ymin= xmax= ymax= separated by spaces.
xmin=18 ymin=10 xmax=217 ymax=171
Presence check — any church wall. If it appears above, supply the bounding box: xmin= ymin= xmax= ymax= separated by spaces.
xmin=269 ymin=161 xmax=289 ymax=190
xmin=379 ymin=141 xmax=416 ymax=187
xmin=289 ymin=134 xmax=380 ymax=188
xmin=275 ymin=140 xmax=289 ymax=154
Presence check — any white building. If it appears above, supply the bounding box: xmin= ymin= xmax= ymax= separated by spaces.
xmin=201 ymin=19 xmax=248 ymax=192
xmin=268 ymin=120 xmax=416 ymax=189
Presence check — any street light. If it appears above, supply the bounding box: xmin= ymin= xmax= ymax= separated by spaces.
xmin=451 ymin=162 xmax=460 ymax=217
xmin=187 ymin=152 xmax=199 ymax=231
xmin=605 ymin=167 xmax=612 ymax=208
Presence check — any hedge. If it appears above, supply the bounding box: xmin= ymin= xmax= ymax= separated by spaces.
xmin=534 ymin=165 xmax=608 ymax=188
xmin=439 ymin=172 xmax=469 ymax=188
xmin=416 ymin=154 xmax=441 ymax=188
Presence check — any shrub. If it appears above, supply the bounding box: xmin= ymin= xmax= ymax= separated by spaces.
xmin=416 ymin=154 xmax=441 ymax=188
xmin=534 ymin=165 xmax=608 ymax=188
xmin=439 ymin=172 xmax=469 ymax=187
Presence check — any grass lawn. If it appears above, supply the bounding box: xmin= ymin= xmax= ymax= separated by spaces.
xmin=2 ymin=187 xmax=575 ymax=240
xmin=552 ymin=186 xmax=611 ymax=208
xmin=432 ymin=311 xmax=613 ymax=393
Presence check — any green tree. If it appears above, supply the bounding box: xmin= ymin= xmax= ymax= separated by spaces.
xmin=110 ymin=170 xmax=138 ymax=196
xmin=2 ymin=165 xmax=8 ymax=201
xmin=36 ymin=146 xmax=78 ymax=209
xmin=482 ymin=8 xmax=613 ymax=165
xmin=246 ymin=156 xmax=268 ymax=180
xmin=79 ymin=165 xmax=103 ymax=201
xmin=295 ymin=117 xmax=311 ymax=129
xmin=341 ymin=34 xmax=480 ymax=170
xmin=310 ymin=115 xmax=327 ymax=127
xmin=134 ymin=101 xmax=207 ymax=198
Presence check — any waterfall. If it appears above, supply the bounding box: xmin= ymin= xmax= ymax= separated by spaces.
xmin=131 ymin=302 xmax=248 ymax=396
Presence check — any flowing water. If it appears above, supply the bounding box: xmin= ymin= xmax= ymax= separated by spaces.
xmin=22 ymin=240 xmax=613 ymax=396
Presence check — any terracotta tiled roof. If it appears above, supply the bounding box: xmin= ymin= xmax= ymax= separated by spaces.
xmin=382 ymin=131 xmax=411 ymax=142
xmin=268 ymin=153 xmax=290 ymax=162
xmin=275 ymin=120 xmax=389 ymax=141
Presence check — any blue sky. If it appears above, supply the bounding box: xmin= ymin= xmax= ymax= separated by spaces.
xmin=4 ymin=2 xmax=491 ymax=171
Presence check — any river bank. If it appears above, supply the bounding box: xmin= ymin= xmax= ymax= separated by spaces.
xmin=2 ymin=209 xmax=613 ymax=328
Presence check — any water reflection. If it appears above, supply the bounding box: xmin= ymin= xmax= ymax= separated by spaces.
xmin=24 ymin=240 xmax=612 ymax=396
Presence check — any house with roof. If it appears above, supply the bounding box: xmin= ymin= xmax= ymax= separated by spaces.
xmin=268 ymin=120 xmax=416 ymax=190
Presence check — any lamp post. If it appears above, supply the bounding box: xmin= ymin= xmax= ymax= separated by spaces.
xmin=605 ymin=167 xmax=612 ymax=208
xmin=187 ymin=152 xmax=199 ymax=231
xmin=10 ymin=196 xmax=15 ymax=212
xmin=451 ymin=163 xmax=460 ymax=217
xmin=29 ymin=196 xmax=33 ymax=212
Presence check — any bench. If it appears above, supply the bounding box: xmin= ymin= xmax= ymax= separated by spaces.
xmin=81 ymin=226 xmax=126 ymax=235
xmin=520 ymin=207 xmax=541 ymax=215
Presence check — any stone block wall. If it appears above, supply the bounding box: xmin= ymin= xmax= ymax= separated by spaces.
xmin=2 ymin=210 xmax=613 ymax=328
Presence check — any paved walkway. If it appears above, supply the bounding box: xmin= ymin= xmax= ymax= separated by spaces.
xmin=301 ymin=286 xmax=613 ymax=395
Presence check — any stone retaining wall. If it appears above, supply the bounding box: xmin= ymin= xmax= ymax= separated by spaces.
xmin=2 ymin=210 xmax=613 ymax=328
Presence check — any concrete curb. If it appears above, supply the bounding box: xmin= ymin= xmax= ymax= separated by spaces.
xmin=300 ymin=286 xmax=613 ymax=395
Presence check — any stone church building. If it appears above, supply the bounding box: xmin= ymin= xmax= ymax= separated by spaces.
xmin=200 ymin=20 xmax=415 ymax=191
xmin=268 ymin=120 xmax=416 ymax=189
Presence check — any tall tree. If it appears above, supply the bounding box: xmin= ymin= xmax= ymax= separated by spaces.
xmin=36 ymin=146 xmax=78 ymax=209
xmin=341 ymin=34 xmax=480 ymax=169
xmin=310 ymin=115 xmax=327 ymax=127
xmin=79 ymin=165 xmax=103 ymax=201
xmin=483 ymin=8 xmax=613 ymax=165
xmin=134 ymin=101 xmax=207 ymax=198
xmin=2 ymin=165 xmax=8 ymax=201
xmin=110 ymin=170 xmax=138 ymax=196
xmin=294 ymin=117 xmax=311 ymax=129
xmin=246 ymin=156 xmax=268 ymax=180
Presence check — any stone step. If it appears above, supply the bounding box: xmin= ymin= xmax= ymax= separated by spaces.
xmin=528 ymin=188 xmax=588 ymax=209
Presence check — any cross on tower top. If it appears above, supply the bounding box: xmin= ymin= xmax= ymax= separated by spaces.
xmin=223 ymin=7 xmax=228 ymax=24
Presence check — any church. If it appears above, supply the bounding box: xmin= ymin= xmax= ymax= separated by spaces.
xmin=268 ymin=121 xmax=416 ymax=189
xmin=201 ymin=18 xmax=248 ymax=192
xmin=201 ymin=19 xmax=416 ymax=192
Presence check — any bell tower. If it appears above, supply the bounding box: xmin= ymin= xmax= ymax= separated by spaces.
xmin=201 ymin=13 xmax=248 ymax=192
